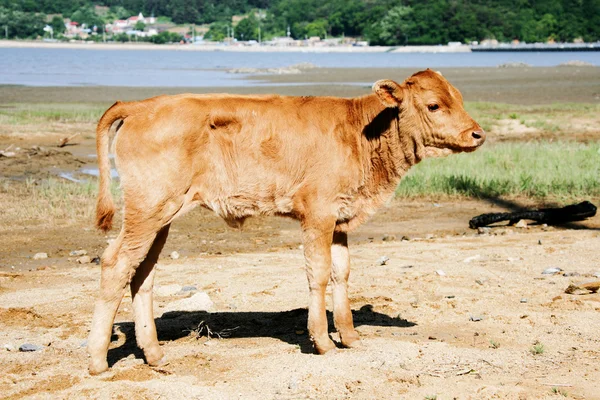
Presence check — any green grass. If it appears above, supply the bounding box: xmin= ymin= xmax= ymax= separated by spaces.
xmin=551 ymin=387 xmax=568 ymax=397
xmin=397 ymin=141 xmax=600 ymax=200
xmin=530 ymin=342 xmax=546 ymax=355
xmin=0 ymin=103 xmax=106 ymax=125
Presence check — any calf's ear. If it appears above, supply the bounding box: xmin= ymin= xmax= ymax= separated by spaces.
xmin=373 ymin=79 xmax=403 ymax=108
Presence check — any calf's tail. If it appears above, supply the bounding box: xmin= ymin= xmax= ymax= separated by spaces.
xmin=95 ymin=101 xmax=129 ymax=232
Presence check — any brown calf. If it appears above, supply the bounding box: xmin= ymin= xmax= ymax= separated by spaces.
xmin=88 ymin=69 xmax=485 ymax=374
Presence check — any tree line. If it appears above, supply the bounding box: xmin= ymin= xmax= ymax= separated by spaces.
xmin=1 ymin=0 xmax=598 ymax=44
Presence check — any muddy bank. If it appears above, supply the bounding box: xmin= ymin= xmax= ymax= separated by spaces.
xmin=1 ymin=66 xmax=599 ymax=104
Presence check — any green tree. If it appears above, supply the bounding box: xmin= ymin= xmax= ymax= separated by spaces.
xmin=70 ymin=6 xmax=104 ymax=32
xmin=50 ymin=15 xmax=65 ymax=35
xmin=235 ymin=14 xmax=258 ymax=40
xmin=204 ymin=21 xmax=229 ymax=41
xmin=536 ymin=13 xmax=558 ymax=41
xmin=304 ymin=18 xmax=327 ymax=38
xmin=377 ymin=6 xmax=415 ymax=45
xmin=134 ymin=20 xmax=145 ymax=31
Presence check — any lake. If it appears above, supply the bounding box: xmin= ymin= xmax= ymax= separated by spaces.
xmin=1 ymin=47 xmax=598 ymax=87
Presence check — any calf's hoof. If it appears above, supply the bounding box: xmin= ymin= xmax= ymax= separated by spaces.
xmin=144 ymin=347 xmax=166 ymax=367
xmin=314 ymin=338 xmax=337 ymax=355
xmin=340 ymin=331 xmax=361 ymax=348
xmin=88 ymin=360 xmax=109 ymax=376
xmin=148 ymin=354 xmax=168 ymax=367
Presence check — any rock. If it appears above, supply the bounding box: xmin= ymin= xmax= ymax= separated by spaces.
xmin=520 ymin=298 xmax=528 ymax=303
xmin=76 ymin=255 xmax=91 ymax=264
xmin=165 ymin=292 xmax=214 ymax=312
xmin=425 ymin=233 xmax=435 ymax=240
xmin=463 ymin=254 xmax=481 ymax=263
xmin=181 ymin=285 xmax=198 ymax=292
xmin=4 ymin=343 xmax=16 ymax=352
xmin=0 ymin=150 xmax=16 ymax=157
xmin=498 ymin=228 xmax=514 ymax=236
xmin=469 ymin=315 xmax=484 ymax=322
xmin=475 ymin=278 xmax=488 ymax=285
xmin=477 ymin=227 xmax=491 ymax=235
xmin=562 ymin=272 xmax=580 ymax=277
xmin=578 ymin=280 xmax=600 ymax=292
xmin=514 ymin=219 xmax=528 ymax=228
xmin=32 ymin=252 xmax=48 ymax=260
xmin=91 ymin=257 xmax=101 ymax=265
xmin=378 ymin=256 xmax=390 ymax=266
xmin=593 ymin=272 xmax=600 ymax=278
xmin=401 ymin=236 xmax=410 ymax=241
xmin=565 ymin=284 xmax=591 ymax=295
xmin=288 ymin=376 xmax=299 ymax=390
xmin=382 ymin=234 xmax=396 ymax=242
xmin=169 ymin=251 xmax=180 ymax=260
xmin=542 ymin=267 xmax=563 ymax=275
xmin=19 ymin=343 xmax=42 ymax=352
xmin=295 ymin=330 xmax=305 ymax=335
xmin=69 ymin=250 xmax=87 ymax=257
xmin=538 ymin=240 xmax=542 ymax=245
xmin=436 ymin=270 xmax=446 ymax=276
xmin=559 ymin=60 xmax=594 ymax=67
xmin=497 ymin=62 xmax=532 ymax=68
xmin=155 ymin=284 xmax=183 ymax=297
xmin=79 ymin=340 xmax=88 ymax=348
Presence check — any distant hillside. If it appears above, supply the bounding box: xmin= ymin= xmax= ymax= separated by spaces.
xmin=1 ymin=0 xmax=598 ymax=44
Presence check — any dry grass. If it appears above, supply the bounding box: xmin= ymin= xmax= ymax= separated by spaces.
xmin=0 ymin=178 xmax=120 ymax=229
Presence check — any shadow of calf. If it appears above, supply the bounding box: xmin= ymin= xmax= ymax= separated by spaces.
xmin=107 ymin=305 xmax=416 ymax=366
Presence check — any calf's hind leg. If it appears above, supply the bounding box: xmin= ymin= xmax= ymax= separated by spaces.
xmin=130 ymin=224 xmax=171 ymax=367
xmin=88 ymin=202 xmax=180 ymax=375
xmin=331 ymin=231 xmax=360 ymax=348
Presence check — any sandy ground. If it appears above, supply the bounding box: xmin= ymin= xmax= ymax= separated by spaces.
xmin=1 ymin=67 xmax=600 ymax=399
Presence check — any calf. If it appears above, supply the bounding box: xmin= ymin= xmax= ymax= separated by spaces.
xmin=88 ymin=69 xmax=485 ymax=374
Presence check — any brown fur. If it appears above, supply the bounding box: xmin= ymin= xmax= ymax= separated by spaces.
xmin=87 ymin=69 xmax=485 ymax=375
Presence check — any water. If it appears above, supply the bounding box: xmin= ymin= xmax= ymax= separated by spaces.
xmin=1 ymin=47 xmax=598 ymax=87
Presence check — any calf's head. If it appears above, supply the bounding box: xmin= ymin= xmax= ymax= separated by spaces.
xmin=373 ymin=69 xmax=485 ymax=158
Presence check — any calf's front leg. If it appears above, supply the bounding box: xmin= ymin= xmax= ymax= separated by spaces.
xmin=301 ymin=216 xmax=336 ymax=354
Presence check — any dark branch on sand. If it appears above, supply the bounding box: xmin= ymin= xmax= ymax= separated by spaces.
xmin=469 ymin=201 xmax=597 ymax=229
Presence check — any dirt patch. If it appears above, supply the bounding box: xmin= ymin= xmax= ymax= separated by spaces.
xmin=0 ymin=307 xmax=59 ymax=328
xmin=0 ymin=145 xmax=86 ymax=179
xmin=493 ymin=118 xmax=540 ymax=140
xmin=105 ymin=365 xmax=161 ymax=382
xmin=3 ymin=375 xmax=80 ymax=400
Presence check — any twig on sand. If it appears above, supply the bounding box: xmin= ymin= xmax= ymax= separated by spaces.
xmin=57 ymin=132 xmax=80 ymax=147
xmin=469 ymin=201 xmax=597 ymax=228
xmin=187 ymin=320 xmax=239 ymax=340
xmin=0 ymin=144 xmax=16 ymax=157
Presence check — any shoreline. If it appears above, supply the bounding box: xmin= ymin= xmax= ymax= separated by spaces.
xmin=0 ymin=39 xmax=471 ymax=53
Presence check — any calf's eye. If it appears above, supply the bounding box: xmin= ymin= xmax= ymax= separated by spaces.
xmin=427 ymin=104 xmax=440 ymax=112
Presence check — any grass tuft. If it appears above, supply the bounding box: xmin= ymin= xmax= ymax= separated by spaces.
xmin=531 ymin=341 xmax=545 ymax=355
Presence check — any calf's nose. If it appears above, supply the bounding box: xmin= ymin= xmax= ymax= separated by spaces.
xmin=471 ymin=129 xmax=486 ymax=144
